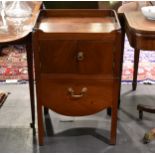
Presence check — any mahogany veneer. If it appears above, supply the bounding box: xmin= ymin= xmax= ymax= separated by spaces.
xmin=124 ymin=11 xmax=155 ymax=90
xmin=33 ymin=9 xmax=123 ymax=145
xmin=124 ymin=9 xmax=155 ymax=119
xmin=0 ymin=1 xmax=42 ymax=131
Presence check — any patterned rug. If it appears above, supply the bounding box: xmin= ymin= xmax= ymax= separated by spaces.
xmin=122 ymin=37 xmax=155 ymax=84
xmin=0 ymin=45 xmax=28 ymax=83
xmin=0 ymin=37 xmax=155 ymax=83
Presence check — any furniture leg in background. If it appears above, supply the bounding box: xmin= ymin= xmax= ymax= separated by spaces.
xmin=0 ymin=1 xmax=42 ymax=136
xmin=120 ymin=5 xmax=155 ymax=119
xmin=133 ymin=49 xmax=140 ymax=91
xmin=25 ymin=33 xmax=35 ymax=133
xmin=137 ymin=104 xmax=155 ymax=120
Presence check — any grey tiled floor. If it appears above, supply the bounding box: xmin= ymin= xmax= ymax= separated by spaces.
xmin=0 ymin=84 xmax=155 ymax=153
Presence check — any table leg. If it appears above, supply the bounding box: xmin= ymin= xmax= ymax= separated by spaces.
xmin=44 ymin=107 xmax=49 ymax=115
xmin=110 ymin=81 xmax=119 ymax=145
xmin=133 ymin=49 xmax=140 ymax=91
xmin=25 ymin=35 xmax=35 ymax=133
xmin=0 ymin=45 xmax=6 ymax=55
xmin=137 ymin=104 xmax=155 ymax=120
xmin=0 ymin=45 xmax=2 ymax=53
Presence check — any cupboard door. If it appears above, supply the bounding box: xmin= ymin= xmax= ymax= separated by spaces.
xmin=77 ymin=41 xmax=114 ymax=75
xmin=39 ymin=40 xmax=78 ymax=73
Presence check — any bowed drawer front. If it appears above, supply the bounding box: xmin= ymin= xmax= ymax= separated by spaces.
xmin=40 ymin=75 xmax=114 ymax=116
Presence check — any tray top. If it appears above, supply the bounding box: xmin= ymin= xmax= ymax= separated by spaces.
xmin=125 ymin=11 xmax=155 ymax=33
xmin=37 ymin=10 xmax=121 ymax=33
xmin=0 ymin=2 xmax=42 ymax=43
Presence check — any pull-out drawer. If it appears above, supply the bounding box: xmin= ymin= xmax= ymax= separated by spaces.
xmin=40 ymin=75 xmax=114 ymax=116
xmin=39 ymin=40 xmax=114 ymax=75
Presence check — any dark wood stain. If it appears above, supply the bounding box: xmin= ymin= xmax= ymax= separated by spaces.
xmin=33 ymin=9 xmax=123 ymax=145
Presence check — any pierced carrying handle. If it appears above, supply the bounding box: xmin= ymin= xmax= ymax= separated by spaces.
xmin=68 ymin=87 xmax=87 ymax=98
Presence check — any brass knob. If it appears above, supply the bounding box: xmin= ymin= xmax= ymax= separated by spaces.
xmin=77 ymin=51 xmax=84 ymax=61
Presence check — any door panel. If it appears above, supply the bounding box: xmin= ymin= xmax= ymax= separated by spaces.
xmin=77 ymin=41 xmax=114 ymax=75
xmin=39 ymin=40 xmax=77 ymax=73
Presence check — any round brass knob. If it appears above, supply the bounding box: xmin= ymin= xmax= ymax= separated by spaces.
xmin=77 ymin=51 xmax=84 ymax=61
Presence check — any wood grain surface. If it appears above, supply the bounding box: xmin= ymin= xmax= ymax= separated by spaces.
xmin=33 ymin=9 xmax=122 ymax=145
xmin=0 ymin=1 xmax=42 ymax=43
xmin=125 ymin=11 xmax=155 ymax=32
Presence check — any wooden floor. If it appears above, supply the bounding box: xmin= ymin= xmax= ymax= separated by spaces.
xmin=0 ymin=83 xmax=155 ymax=153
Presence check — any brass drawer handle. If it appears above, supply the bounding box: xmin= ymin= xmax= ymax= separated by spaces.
xmin=68 ymin=87 xmax=87 ymax=98
xmin=77 ymin=51 xmax=84 ymax=61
